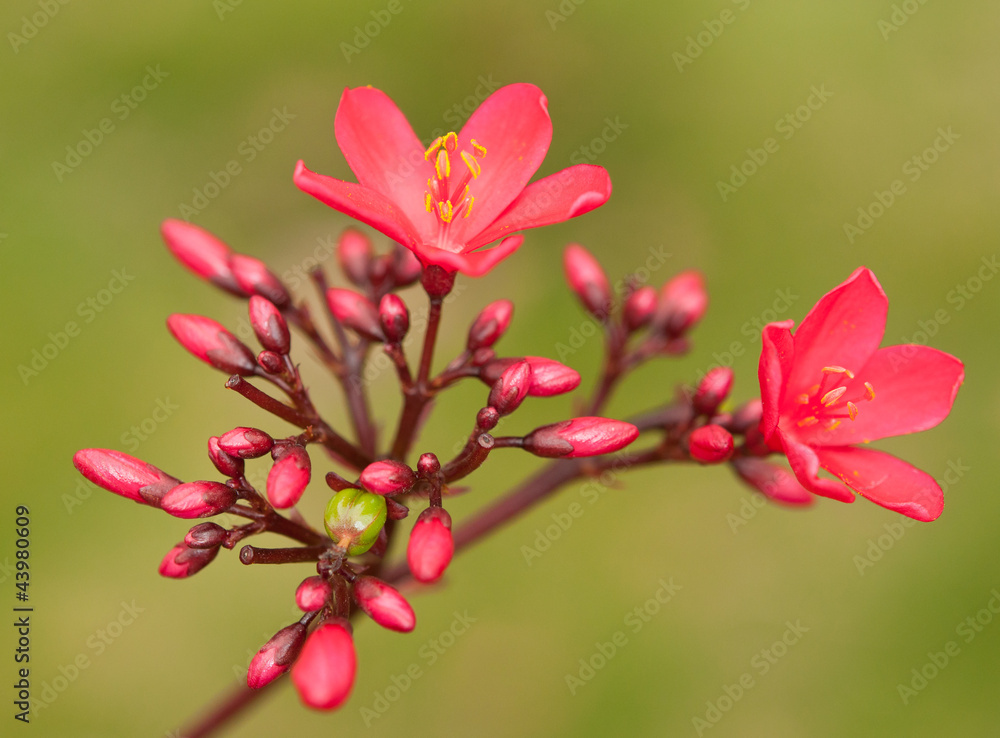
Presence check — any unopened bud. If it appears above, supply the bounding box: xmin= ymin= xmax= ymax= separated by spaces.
xmin=295 ymin=576 xmax=331 ymax=612
xmin=732 ymin=457 xmax=813 ymax=505
xmin=185 ymin=522 xmax=227 ymax=549
xmin=522 ymin=417 xmax=640 ymax=458
xmin=159 ymin=541 xmax=218 ymax=578
xmin=730 ymin=399 xmax=763 ymax=434
xmin=257 ymin=350 xmax=285 ymax=375
xmin=563 ymin=243 xmax=612 ymax=318
xmin=359 ymin=460 xmax=416 ymax=496
xmin=208 ymin=437 xmax=244 ymax=478
xmin=417 ymin=453 xmax=440 ymax=478
xmin=218 ymin=427 xmax=274 ymax=459
xmin=267 ymin=445 xmax=312 ymax=509
xmin=476 ymin=406 xmax=500 ymax=432
xmin=166 ymin=314 xmax=257 ymax=376
xmin=392 ymin=244 xmax=423 ymax=287
xmin=624 ymin=285 xmax=657 ymax=331
xmin=248 ymin=296 xmax=291 ymax=355
xmin=652 ymin=270 xmax=708 ymax=337
xmin=378 ymin=294 xmax=409 ymax=343
xmin=337 ymin=228 xmax=373 ymax=287
xmin=353 ymin=576 xmax=416 ymax=632
xmin=161 ymin=481 xmax=237 ymax=518
xmin=693 ymin=367 xmax=734 ymax=415
xmin=72 ymin=448 xmax=179 ymax=506
xmin=481 ymin=356 xmax=580 ymax=397
xmin=406 ymin=507 xmax=453 ymax=583
xmin=229 ymin=254 xmax=292 ymax=308
xmin=323 ymin=489 xmax=387 ymax=556
xmin=160 ymin=219 xmax=246 ymax=296
xmin=488 ymin=360 xmax=532 ymax=415
xmin=467 ymin=299 xmax=514 ymax=352
xmin=688 ymin=424 xmax=734 ymax=464
xmin=325 ymin=288 xmax=384 ymax=342
xmin=291 ymin=620 xmax=356 ymax=710
xmin=247 ymin=623 xmax=307 ymax=689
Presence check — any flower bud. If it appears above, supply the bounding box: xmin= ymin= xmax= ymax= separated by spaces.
xmin=257 ymin=350 xmax=284 ymax=375
xmin=421 ymin=264 xmax=456 ymax=299
xmin=564 ymin=243 xmax=612 ymax=318
xmin=417 ymin=453 xmax=440 ymax=478
xmin=161 ymin=481 xmax=237 ymax=518
xmin=72 ymin=448 xmax=179 ymax=506
xmin=730 ymin=399 xmax=763 ymax=434
xmin=295 ymin=576 xmax=331 ymax=612
xmin=248 ymin=296 xmax=291 ymax=355
xmin=337 ymin=228 xmax=373 ymax=286
xmin=359 ymin=460 xmax=416 ymax=496
xmin=688 ymin=425 xmax=734 ymax=463
xmin=166 ymin=314 xmax=257 ymax=376
xmin=229 ymin=254 xmax=292 ymax=308
xmin=624 ymin=286 xmax=657 ymax=331
xmin=732 ymin=457 xmax=813 ymax=506
xmin=693 ymin=367 xmax=734 ymax=415
xmin=407 ymin=507 xmax=453 ymax=583
xmin=353 ymin=576 xmax=416 ymax=632
xmin=323 ymin=489 xmax=387 ymax=556
xmin=160 ymin=219 xmax=246 ymax=296
xmin=208 ymin=436 xmax=244 ymax=478
xmin=325 ymin=288 xmax=384 ymax=342
xmin=476 ymin=406 xmax=500 ymax=432
xmin=480 ymin=356 xmax=580 ymax=397
xmin=467 ymin=299 xmax=513 ymax=352
xmin=488 ymin=360 xmax=532 ymax=415
xmin=291 ymin=620 xmax=357 ymax=710
xmin=218 ymin=427 xmax=274 ymax=459
xmin=247 ymin=623 xmax=307 ymax=689
xmin=391 ymin=243 xmax=423 ymax=287
xmin=378 ymin=294 xmax=409 ymax=343
xmin=267 ymin=445 xmax=312 ymax=509
xmin=184 ymin=522 xmax=227 ymax=549
xmin=159 ymin=541 xmax=219 ymax=578
xmin=522 ymin=417 xmax=639 ymax=458
xmin=652 ymin=270 xmax=708 ymax=337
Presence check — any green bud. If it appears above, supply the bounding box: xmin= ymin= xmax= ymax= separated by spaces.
xmin=323 ymin=489 xmax=387 ymax=556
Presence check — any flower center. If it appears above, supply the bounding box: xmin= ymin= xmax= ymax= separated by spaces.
xmin=793 ymin=365 xmax=875 ymax=431
xmin=423 ymin=132 xmax=487 ymax=231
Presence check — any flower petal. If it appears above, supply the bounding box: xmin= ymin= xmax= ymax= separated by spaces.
xmin=814 ymin=446 xmax=943 ymax=521
xmin=732 ymin=457 xmax=814 ymax=506
xmin=294 ymin=161 xmax=419 ymax=248
xmin=798 ymin=345 xmax=964 ymax=446
xmin=412 ymin=236 xmax=523 ymax=277
xmin=447 ymin=84 xmax=553 ymax=245
xmin=334 ymin=86 xmax=435 ymax=238
xmin=466 ymin=164 xmax=612 ymax=250
xmin=787 ymin=267 xmax=887 ymax=400
xmin=758 ymin=321 xmax=795 ymax=442
xmin=777 ymin=428 xmax=855 ymax=503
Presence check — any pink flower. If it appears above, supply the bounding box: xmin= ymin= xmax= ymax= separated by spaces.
xmin=293 ymin=84 xmax=612 ymax=276
xmin=758 ymin=267 xmax=964 ymax=521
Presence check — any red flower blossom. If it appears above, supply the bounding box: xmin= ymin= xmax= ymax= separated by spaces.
xmin=293 ymin=84 xmax=612 ymax=276
xmin=758 ymin=267 xmax=964 ymax=521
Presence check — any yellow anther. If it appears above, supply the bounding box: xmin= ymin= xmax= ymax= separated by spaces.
xmin=823 ymin=366 xmax=855 ymax=379
xmin=423 ymin=137 xmax=443 ymax=161
xmin=471 ymin=139 xmax=487 ymax=158
xmin=796 ymin=393 xmax=810 ymax=404
xmin=797 ymin=416 xmax=819 ymax=427
xmin=435 ymin=150 xmax=451 ymax=180
xmin=437 ymin=200 xmax=454 ymax=223
xmin=864 ymin=382 xmax=875 ymax=401
xmin=823 ymin=419 xmax=842 ymax=431
xmin=821 ymin=386 xmax=847 ymax=407
xmin=424 ymin=192 xmax=434 ymax=213
xmin=443 ymin=132 xmax=458 ymax=152
xmin=847 ymin=401 xmax=859 ymax=421
xmin=463 ymin=195 xmax=475 ymax=219
xmin=461 ymin=150 xmax=481 ymax=178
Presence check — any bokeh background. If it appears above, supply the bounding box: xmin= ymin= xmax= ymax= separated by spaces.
xmin=3 ymin=1 xmax=999 ymax=736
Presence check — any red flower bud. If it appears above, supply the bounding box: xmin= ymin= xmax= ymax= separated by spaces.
xmin=523 ymin=417 xmax=639 ymax=458
xmin=325 ymin=288 xmax=385 ymax=342
xmin=653 ymin=270 xmax=708 ymax=337
xmin=291 ymin=620 xmax=357 ymax=710
xmin=229 ymin=254 xmax=292 ymax=308
xmin=247 ymin=622 xmax=307 ymax=689
xmin=732 ymin=457 xmax=814 ymax=506
xmin=166 ymin=314 xmax=257 ymax=376
xmin=208 ymin=436 xmax=244 ymax=478
xmin=353 ymin=576 xmax=416 ymax=633
xmin=688 ymin=425 xmax=734 ymax=463
xmin=218 ymin=427 xmax=274 ymax=459
xmin=624 ymin=286 xmax=657 ymax=331
xmin=407 ymin=507 xmax=453 ymax=583
xmin=564 ymin=243 xmax=612 ymax=318
xmin=248 ymin=296 xmax=291 ymax=355
xmin=730 ymin=398 xmax=763 ymax=434
xmin=480 ymin=356 xmax=580 ymax=397
xmin=488 ymin=360 xmax=532 ymax=415
xmin=378 ymin=294 xmax=409 ymax=343
xmin=467 ymin=299 xmax=514 ymax=352
xmin=159 ymin=541 xmax=219 ymax=578
xmin=392 ymin=243 xmax=423 ymax=287
xmin=337 ymin=228 xmax=373 ymax=287
xmin=72 ymin=448 xmax=179 ymax=506
xmin=359 ymin=460 xmax=416 ymax=495
xmin=161 ymin=481 xmax=237 ymax=518
xmin=295 ymin=576 xmax=331 ymax=612
xmin=160 ymin=219 xmax=246 ymax=296
xmin=417 ymin=453 xmax=440 ymax=477
xmin=184 ymin=522 xmax=227 ymax=549
xmin=693 ymin=367 xmax=734 ymax=415
xmin=257 ymin=350 xmax=284 ymax=374
xmin=266 ymin=445 xmax=312 ymax=509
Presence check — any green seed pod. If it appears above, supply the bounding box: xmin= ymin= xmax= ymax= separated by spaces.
xmin=323 ymin=489 xmax=387 ymax=556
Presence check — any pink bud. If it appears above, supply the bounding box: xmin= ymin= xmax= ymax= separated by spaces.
xmin=563 ymin=243 xmax=612 ymax=318
xmin=325 ymin=288 xmax=384 ymax=342
xmin=248 ymin=296 xmax=291 ymax=355
xmin=184 ymin=522 xmax=227 ymax=549
xmin=732 ymin=457 xmax=814 ymax=506
xmin=256 ymin=350 xmax=284 ymax=375
xmin=159 ymin=541 xmax=218 ymax=578
xmin=523 ymin=417 xmax=640 ymax=458
xmin=467 ymin=299 xmax=514 ymax=351
xmin=653 ymin=270 xmax=708 ymax=336
xmin=218 ymin=427 xmax=274 ymax=459
xmin=624 ymin=286 xmax=657 ymax=331
xmin=417 ymin=453 xmax=441 ymax=477
xmin=295 ymin=576 xmax=331 ymax=612
xmin=291 ymin=620 xmax=357 ymax=710
xmin=693 ymin=367 xmax=734 ymax=415
xmin=378 ymin=294 xmax=409 ymax=343
xmin=208 ymin=436 xmax=244 ymax=478
xmin=359 ymin=460 xmax=416 ymax=495
xmin=488 ymin=360 xmax=532 ymax=415
xmin=391 ymin=244 xmax=423 ymax=287
xmin=160 ymin=219 xmax=246 ymax=296
xmin=248 ymin=622 xmax=307 ymax=689
xmin=229 ymin=254 xmax=292 ymax=308
xmin=476 ymin=406 xmax=500 ymax=431
xmin=266 ymin=445 xmax=311 ymax=509
xmin=688 ymin=425 xmax=734 ymax=464
xmin=730 ymin=399 xmax=763 ymax=434
xmin=480 ymin=356 xmax=580 ymax=397
xmin=161 ymin=481 xmax=237 ymax=518
xmin=407 ymin=507 xmax=453 ymax=583
xmin=73 ymin=448 xmax=179 ymax=505
xmin=337 ymin=228 xmax=373 ymax=286
xmin=353 ymin=576 xmax=416 ymax=633
xmin=166 ymin=314 xmax=257 ymax=376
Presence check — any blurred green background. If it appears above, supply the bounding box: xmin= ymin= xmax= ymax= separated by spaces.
xmin=3 ymin=1 xmax=999 ymax=736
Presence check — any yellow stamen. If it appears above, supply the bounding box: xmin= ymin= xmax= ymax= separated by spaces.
xmin=471 ymin=139 xmax=487 ymax=157
xmin=847 ymin=402 xmax=859 ymax=421
xmin=461 ymin=150 xmax=481 ymax=178
xmin=443 ymin=132 xmax=458 ymax=152
xmin=821 ymin=386 xmax=847 ymax=406
xmin=796 ymin=393 xmax=810 ymax=404
xmin=797 ymin=416 xmax=819 ymax=427
xmin=423 ymin=137 xmax=443 ymax=161
xmin=435 ymin=150 xmax=451 ymax=180
xmin=864 ymin=382 xmax=875 ymax=401
xmin=463 ymin=195 xmax=475 ymax=219
xmin=424 ymin=192 xmax=433 ymax=213
xmin=822 ymin=365 xmax=855 ymax=379
xmin=823 ymin=419 xmax=842 ymax=431
xmin=437 ymin=200 xmax=454 ymax=223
